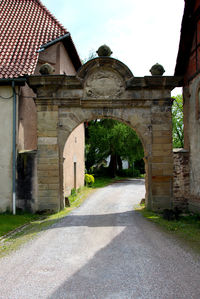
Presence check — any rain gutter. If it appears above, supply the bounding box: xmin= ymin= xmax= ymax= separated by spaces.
xmin=38 ymin=33 xmax=70 ymax=52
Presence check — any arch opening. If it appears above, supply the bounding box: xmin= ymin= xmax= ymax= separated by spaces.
xmin=62 ymin=117 xmax=146 ymax=208
xmin=27 ymin=55 xmax=178 ymax=212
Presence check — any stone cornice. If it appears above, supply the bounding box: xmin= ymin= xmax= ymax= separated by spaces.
xmin=27 ymin=75 xmax=83 ymax=93
xmin=28 ymin=74 xmax=183 ymax=93
xmin=35 ymin=97 xmax=173 ymax=108
xmin=126 ymin=76 xmax=183 ymax=90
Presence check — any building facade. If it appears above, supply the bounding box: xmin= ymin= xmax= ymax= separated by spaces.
xmin=175 ymin=0 xmax=200 ymax=212
xmin=0 ymin=0 xmax=85 ymax=212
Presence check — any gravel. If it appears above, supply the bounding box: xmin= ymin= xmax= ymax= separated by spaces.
xmin=0 ymin=179 xmax=200 ymax=299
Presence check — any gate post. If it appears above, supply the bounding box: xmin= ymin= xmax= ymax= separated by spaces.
xmin=150 ymin=99 xmax=173 ymax=211
xmin=33 ymin=103 xmax=61 ymax=212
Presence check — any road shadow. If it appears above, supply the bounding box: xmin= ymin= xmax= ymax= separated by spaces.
xmin=47 ymin=213 xmax=198 ymax=299
xmin=108 ymin=178 xmax=145 ymax=187
xmin=7 ymin=210 xmax=140 ymax=241
xmin=7 ymin=179 xmax=145 ymax=241
xmin=54 ymin=210 xmax=138 ymax=228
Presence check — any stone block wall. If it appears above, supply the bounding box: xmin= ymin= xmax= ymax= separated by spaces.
xmin=36 ymin=104 xmax=60 ymax=212
xmin=17 ymin=151 xmax=36 ymax=211
xmin=28 ymin=57 xmax=181 ymax=212
xmin=150 ymin=101 xmax=174 ymax=211
xmin=173 ymin=149 xmax=189 ymax=210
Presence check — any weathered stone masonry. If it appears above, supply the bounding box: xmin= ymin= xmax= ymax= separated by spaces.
xmin=28 ymin=57 xmax=181 ymax=212
xmin=173 ymin=149 xmax=190 ymax=210
xmin=174 ymin=1 xmax=200 ymax=213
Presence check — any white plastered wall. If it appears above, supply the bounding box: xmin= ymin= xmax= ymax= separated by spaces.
xmin=0 ymin=86 xmax=14 ymax=212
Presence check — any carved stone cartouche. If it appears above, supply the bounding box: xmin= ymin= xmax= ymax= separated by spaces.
xmin=84 ymin=68 xmax=124 ymax=99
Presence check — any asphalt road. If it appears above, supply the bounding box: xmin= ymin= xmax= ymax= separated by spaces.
xmin=0 ymin=179 xmax=200 ymax=299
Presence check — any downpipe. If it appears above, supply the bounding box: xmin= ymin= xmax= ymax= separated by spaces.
xmin=12 ymin=80 xmax=16 ymax=215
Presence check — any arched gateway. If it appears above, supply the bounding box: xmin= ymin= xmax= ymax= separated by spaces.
xmin=28 ymin=57 xmax=181 ymax=212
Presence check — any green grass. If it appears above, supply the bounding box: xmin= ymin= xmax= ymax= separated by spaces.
xmin=91 ymin=175 xmax=129 ymax=188
xmin=92 ymin=176 xmax=116 ymax=188
xmin=0 ymin=176 xmax=132 ymax=257
xmin=0 ymin=213 xmax=41 ymax=237
xmin=0 ymin=177 xmax=118 ymax=238
xmin=0 ymin=185 xmax=95 ymax=238
xmin=136 ymin=205 xmax=200 ymax=253
xmin=0 ymin=185 xmax=97 ymax=257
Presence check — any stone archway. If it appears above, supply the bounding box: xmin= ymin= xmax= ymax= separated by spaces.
xmin=28 ymin=57 xmax=180 ymax=212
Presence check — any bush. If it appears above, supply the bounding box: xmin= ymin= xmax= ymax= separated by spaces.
xmin=85 ymin=174 xmax=95 ymax=186
xmin=92 ymin=166 xmax=110 ymax=177
xmin=71 ymin=188 xmax=77 ymax=196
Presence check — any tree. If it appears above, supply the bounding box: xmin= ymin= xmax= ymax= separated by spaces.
xmin=172 ymin=95 xmax=184 ymax=148
xmin=85 ymin=119 xmax=144 ymax=177
xmin=82 ymin=50 xmax=97 ymax=64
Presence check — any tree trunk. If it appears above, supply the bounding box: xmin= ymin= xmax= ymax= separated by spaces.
xmin=109 ymin=153 xmax=117 ymax=177
xmin=117 ymin=155 xmax=122 ymax=171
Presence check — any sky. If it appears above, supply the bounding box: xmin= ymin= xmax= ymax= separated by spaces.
xmin=42 ymin=0 xmax=185 ymax=94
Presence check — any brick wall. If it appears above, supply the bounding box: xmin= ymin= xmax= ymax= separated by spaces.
xmin=173 ymin=149 xmax=190 ymax=210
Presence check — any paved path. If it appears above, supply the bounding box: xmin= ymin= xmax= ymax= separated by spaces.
xmin=1 ymin=179 xmax=200 ymax=299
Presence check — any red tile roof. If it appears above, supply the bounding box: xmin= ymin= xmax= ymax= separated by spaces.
xmin=0 ymin=0 xmax=69 ymax=78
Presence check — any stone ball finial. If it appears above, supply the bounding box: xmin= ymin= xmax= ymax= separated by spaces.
xmin=39 ymin=63 xmax=55 ymax=75
xmin=150 ymin=63 xmax=165 ymax=76
xmin=96 ymin=45 xmax=113 ymax=57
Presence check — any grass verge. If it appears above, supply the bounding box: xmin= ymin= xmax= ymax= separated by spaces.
xmin=0 ymin=176 xmax=125 ymax=257
xmin=0 ymin=186 xmax=95 ymax=257
xmin=92 ymin=176 xmax=121 ymax=188
xmin=0 ymin=213 xmax=41 ymax=237
xmin=136 ymin=205 xmax=200 ymax=253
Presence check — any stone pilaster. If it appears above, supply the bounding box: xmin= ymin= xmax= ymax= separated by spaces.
xmin=34 ymin=104 xmax=60 ymax=212
xmin=150 ymin=100 xmax=173 ymax=210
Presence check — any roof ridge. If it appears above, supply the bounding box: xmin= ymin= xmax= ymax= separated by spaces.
xmin=36 ymin=0 xmax=68 ymax=33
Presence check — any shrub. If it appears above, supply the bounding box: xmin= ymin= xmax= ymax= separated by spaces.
xmin=71 ymin=188 xmax=77 ymax=196
xmin=118 ymin=167 xmax=140 ymax=178
xmin=85 ymin=174 xmax=95 ymax=186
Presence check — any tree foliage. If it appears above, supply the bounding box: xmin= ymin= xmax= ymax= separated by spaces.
xmin=172 ymin=95 xmax=184 ymax=148
xmin=82 ymin=49 xmax=97 ymax=64
xmin=85 ymin=119 xmax=144 ymax=176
